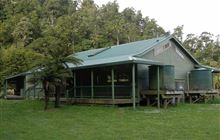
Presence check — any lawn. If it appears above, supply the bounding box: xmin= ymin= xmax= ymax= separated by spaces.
xmin=0 ymin=99 xmax=220 ymax=140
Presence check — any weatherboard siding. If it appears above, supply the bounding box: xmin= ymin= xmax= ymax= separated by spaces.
xmin=25 ymin=74 xmax=43 ymax=98
xmin=142 ymin=40 xmax=194 ymax=79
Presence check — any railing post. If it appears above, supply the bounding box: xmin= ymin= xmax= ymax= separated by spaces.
xmin=111 ymin=68 xmax=115 ymax=105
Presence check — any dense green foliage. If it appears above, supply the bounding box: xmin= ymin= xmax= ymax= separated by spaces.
xmin=0 ymin=0 xmax=220 ymax=88
xmin=0 ymin=47 xmax=43 ymax=82
xmin=173 ymin=25 xmax=220 ymax=67
xmin=0 ymin=99 xmax=220 ymax=140
xmin=0 ymin=0 xmax=166 ymax=88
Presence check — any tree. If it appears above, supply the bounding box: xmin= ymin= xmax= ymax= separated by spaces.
xmin=100 ymin=1 xmax=125 ymax=45
xmin=141 ymin=18 xmax=165 ymax=39
xmin=42 ymin=0 xmax=71 ymax=26
xmin=0 ymin=46 xmax=43 ymax=87
xmin=183 ymin=33 xmax=198 ymax=53
xmin=122 ymin=8 xmax=138 ymax=42
xmin=30 ymin=36 xmax=81 ymax=109
xmin=12 ymin=17 xmax=34 ymax=47
xmin=173 ymin=25 xmax=184 ymax=42
xmin=76 ymin=0 xmax=101 ymax=49
xmin=183 ymin=32 xmax=220 ymax=67
xmin=0 ymin=48 xmax=4 ymax=88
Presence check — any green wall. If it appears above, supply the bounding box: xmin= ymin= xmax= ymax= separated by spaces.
xmin=138 ymin=40 xmax=195 ymax=91
xmin=143 ymin=41 xmax=194 ymax=79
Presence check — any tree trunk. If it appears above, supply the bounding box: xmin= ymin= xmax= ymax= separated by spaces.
xmin=116 ymin=30 xmax=120 ymax=45
xmin=127 ymin=35 xmax=131 ymax=43
xmin=55 ymin=84 xmax=61 ymax=108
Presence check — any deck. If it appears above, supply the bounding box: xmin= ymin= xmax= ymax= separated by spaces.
xmin=5 ymin=95 xmax=25 ymax=100
xmin=141 ymin=90 xmax=184 ymax=108
xmin=49 ymin=98 xmax=135 ymax=105
xmin=185 ymin=90 xmax=219 ymax=103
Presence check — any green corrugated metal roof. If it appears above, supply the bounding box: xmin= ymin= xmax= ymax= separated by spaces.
xmin=68 ymin=34 xmax=202 ymax=69
xmin=73 ymin=36 xmax=168 ymax=60
xmin=68 ymin=35 xmax=171 ymax=69
xmin=5 ymin=71 xmax=31 ymax=80
xmin=7 ymin=34 xmax=211 ymax=80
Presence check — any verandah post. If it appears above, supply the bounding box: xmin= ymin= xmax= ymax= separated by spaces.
xmin=132 ymin=64 xmax=136 ymax=109
xmin=91 ymin=70 xmax=94 ymax=99
xmin=157 ymin=66 xmax=160 ymax=109
xmin=74 ymin=71 xmax=76 ymax=98
xmin=111 ymin=68 xmax=115 ymax=105
xmin=24 ymin=76 xmax=27 ymax=98
xmin=33 ymin=73 xmax=36 ymax=98
xmin=4 ymin=80 xmax=8 ymax=96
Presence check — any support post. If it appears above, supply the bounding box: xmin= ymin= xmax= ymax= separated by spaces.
xmin=111 ymin=68 xmax=115 ymax=105
xmin=137 ymin=65 xmax=140 ymax=107
xmin=91 ymin=70 xmax=94 ymax=99
xmin=157 ymin=66 xmax=160 ymax=109
xmin=132 ymin=64 xmax=136 ymax=109
xmin=147 ymin=97 xmax=150 ymax=106
xmin=24 ymin=76 xmax=27 ymax=98
xmin=74 ymin=72 xmax=76 ymax=98
xmin=34 ymin=74 xmax=36 ymax=98
xmin=189 ymin=95 xmax=192 ymax=104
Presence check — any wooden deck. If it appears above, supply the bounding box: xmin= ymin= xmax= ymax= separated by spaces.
xmin=185 ymin=90 xmax=219 ymax=103
xmin=141 ymin=90 xmax=184 ymax=95
xmin=71 ymin=98 xmax=134 ymax=104
xmin=49 ymin=98 xmax=135 ymax=105
xmin=185 ymin=90 xmax=219 ymax=95
xmin=5 ymin=95 xmax=24 ymax=100
xmin=141 ymin=90 xmax=184 ymax=108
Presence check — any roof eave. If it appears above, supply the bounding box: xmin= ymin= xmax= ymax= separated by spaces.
xmin=195 ymin=64 xmax=220 ymax=73
xmin=70 ymin=57 xmax=162 ymax=70
xmin=5 ymin=71 xmax=31 ymax=80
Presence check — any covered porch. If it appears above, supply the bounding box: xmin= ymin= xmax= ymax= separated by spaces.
xmin=67 ymin=56 xmax=162 ymax=109
xmin=3 ymin=71 xmax=44 ymax=100
xmin=3 ymin=72 xmax=27 ymax=100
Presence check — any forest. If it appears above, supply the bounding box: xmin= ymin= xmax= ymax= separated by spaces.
xmin=0 ymin=0 xmax=220 ymax=89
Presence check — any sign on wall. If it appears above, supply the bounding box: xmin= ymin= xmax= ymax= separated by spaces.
xmin=154 ymin=42 xmax=171 ymax=56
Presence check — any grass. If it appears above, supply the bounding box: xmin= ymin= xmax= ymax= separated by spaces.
xmin=0 ymin=99 xmax=220 ymax=140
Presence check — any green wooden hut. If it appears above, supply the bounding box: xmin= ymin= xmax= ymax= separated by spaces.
xmin=4 ymin=34 xmax=220 ymax=107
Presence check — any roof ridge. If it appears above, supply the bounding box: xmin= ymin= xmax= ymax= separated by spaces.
xmin=111 ymin=36 xmax=167 ymax=48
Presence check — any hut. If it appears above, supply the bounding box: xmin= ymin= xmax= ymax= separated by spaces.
xmin=4 ymin=34 xmax=220 ymax=108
